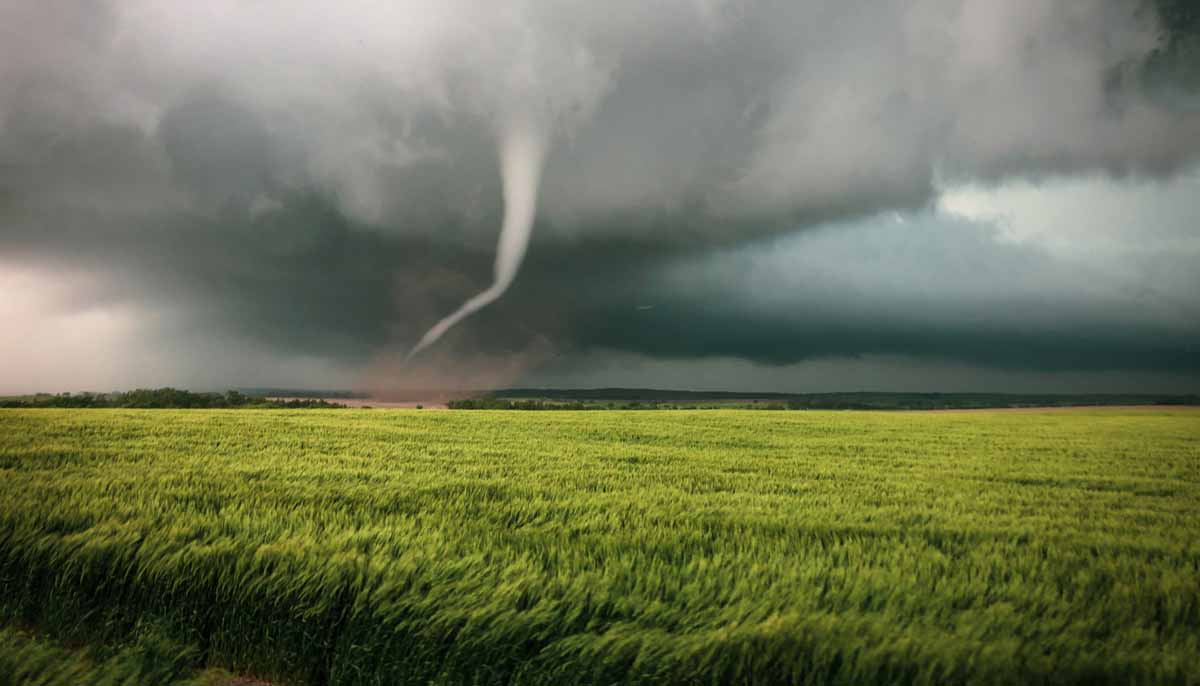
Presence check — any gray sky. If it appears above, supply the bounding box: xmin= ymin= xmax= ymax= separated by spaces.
xmin=1 ymin=0 xmax=1198 ymax=394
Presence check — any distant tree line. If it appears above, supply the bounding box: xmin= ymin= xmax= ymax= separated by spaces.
xmin=448 ymin=398 xmax=790 ymax=410
xmin=447 ymin=391 xmax=1200 ymax=411
xmin=0 ymin=389 xmax=346 ymax=409
xmin=447 ymin=398 xmax=595 ymax=410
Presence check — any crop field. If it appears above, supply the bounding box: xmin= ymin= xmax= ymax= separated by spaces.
xmin=1 ymin=408 xmax=1198 ymax=685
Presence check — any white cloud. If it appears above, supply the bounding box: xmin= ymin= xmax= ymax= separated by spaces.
xmin=938 ymin=168 xmax=1200 ymax=255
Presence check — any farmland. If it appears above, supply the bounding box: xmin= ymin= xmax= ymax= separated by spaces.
xmin=1 ymin=408 xmax=1198 ymax=685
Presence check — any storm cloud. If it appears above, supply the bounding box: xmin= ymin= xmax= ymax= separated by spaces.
xmin=1 ymin=0 xmax=1198 ymax=392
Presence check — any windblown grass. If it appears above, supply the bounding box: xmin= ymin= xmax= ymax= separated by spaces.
xmin=1 ymin=408 xmax=1198 ymax=684
xmin=0 ymin=626 xmax=201 ymax=686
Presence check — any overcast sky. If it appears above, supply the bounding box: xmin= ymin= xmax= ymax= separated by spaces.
xmin=2 ymin=0 xmax=1198 ymax=394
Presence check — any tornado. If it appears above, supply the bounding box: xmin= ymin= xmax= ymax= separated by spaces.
xmin=406 ymin=119 xmax=547 ymax=361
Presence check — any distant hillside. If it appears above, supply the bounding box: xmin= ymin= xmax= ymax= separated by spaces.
xmin=5 ymin=387 xmax=1197 ymax=411
xmin=1 ymin=389 xmax=346 ymax=409
xmin=477 ymin=389 xmax=1200 ymax=410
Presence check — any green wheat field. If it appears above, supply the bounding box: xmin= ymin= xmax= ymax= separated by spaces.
xmin=1 ymin=408 xmax=1198 ymax=685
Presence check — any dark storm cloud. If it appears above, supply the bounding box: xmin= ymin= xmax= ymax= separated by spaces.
xmin=3 ymin=193 xmax=497 ymax=362
xmin=1 ymin=0 xmax=1199 ymax=390
xmin=504 ymin=210 xmax=1200 ymax=373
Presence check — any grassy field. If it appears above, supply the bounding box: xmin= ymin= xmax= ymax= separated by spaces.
xmin=1 ymin=408 xmax=1198 ymax=685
